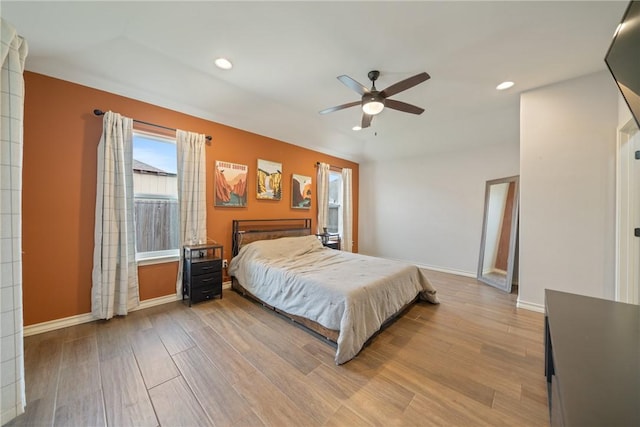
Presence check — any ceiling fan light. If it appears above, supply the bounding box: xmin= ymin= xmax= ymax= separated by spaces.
xmin=362 ymin=100 xmax=384 ymax=115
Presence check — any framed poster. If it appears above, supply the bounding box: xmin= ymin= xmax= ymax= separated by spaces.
xmin=214 ymin=160 xmax=248 ymax=207
xmin=292 ymin=174 xmax=312 ymax=209
xmin=257 ymin=159 xmax=282 ymax=200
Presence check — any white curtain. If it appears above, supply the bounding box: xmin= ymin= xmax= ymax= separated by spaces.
xmin=316 ymin=162 xmax=330 ymax=234
xmin=176 ymin=130 xmax=207 ymax=295
xmin=0 ymin=18 xmax=28 ymax=425
xmin=91 ymin=111 xmax=139 ymax=320
xmin=341 ymin=168 xmax=353 ymax=252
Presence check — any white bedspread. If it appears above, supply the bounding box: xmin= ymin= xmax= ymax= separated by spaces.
xmin=228 ymin=235 xmax=439 ymax=364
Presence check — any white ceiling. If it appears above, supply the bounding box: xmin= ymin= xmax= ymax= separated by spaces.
xmin=2 ymin=1 xmax=628 ymax=163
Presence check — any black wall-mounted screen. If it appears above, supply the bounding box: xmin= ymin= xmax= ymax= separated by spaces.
xmin=605 ymin=0 xmax=640 ymax=128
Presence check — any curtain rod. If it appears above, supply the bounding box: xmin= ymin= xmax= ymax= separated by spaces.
xmin=93 ymin=109 xmax=212 ymax=142
xmin=315 ymin=162 xmax=343 ymax=171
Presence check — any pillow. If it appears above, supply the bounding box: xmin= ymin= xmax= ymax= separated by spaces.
xmin=241 ymin=235 xmax=323 ymax=260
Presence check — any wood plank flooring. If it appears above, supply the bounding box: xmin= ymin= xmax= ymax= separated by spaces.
xmin=7 ymin=270 xmax=549 ymax=426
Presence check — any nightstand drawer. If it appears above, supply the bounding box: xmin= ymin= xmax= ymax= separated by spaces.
xmin=191 ymin=259 xmax=222 ymax=276
xmin=190 ymin=285 xmax=222 ymax=303
xmin=191 ymin=271 xmax=222 ymax=288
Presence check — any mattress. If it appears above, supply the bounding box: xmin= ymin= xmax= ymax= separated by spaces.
xmin=228 ymin=235 xmax=438 ymax=364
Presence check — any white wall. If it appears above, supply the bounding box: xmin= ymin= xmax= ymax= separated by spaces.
xmin=519 ymin=71 xmax=618 ymax=310
xmin=359 ymin=141 xmax=519 ymax=276
xmin=619 ymin=92 xmax=635 ymax=128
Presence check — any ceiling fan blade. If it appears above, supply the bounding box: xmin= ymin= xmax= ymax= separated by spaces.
xmin=385 ymin=99 xmax=425 ymax=115
xmin=380 ymin=72 xmax=430 ymax=98
xmin=338 ymin=75 xmax=370 ymax=96
xmin=319 ymin=100 xmax=361 ymax=115
xmin=361 ymin=113 xmax=373 ymax=128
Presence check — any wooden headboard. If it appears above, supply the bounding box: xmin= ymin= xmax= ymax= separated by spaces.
xmin=231 ymin=218 xmax=312 ymax=256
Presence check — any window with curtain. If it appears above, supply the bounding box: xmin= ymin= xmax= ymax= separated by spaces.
xmin=132 ymin=131 xmax=179 ymax=260
xmin=328 ymin=170 xmax=343 ymax=234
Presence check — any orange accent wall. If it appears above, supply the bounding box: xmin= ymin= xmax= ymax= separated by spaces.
xmin=138 ymin=262 xmax=179 ymax=301
xmin=22 ymin=72 xmax=359 ymax=326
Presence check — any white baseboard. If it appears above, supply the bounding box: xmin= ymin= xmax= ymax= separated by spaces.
xmin=135 ymin=293 xmax=181 ymax=311
xmin=516 ymin=299 xmax=545 ymax=313
xmin=24 ymin=293 xmax=181 ymax=337
xmin=2 ymin=404 xmax=25 ymax=426
xmin=23 ymin=284 xmax=236 ymax=337
xmin=357 ymin=253 xmax=477 ymax=279
xmin=394 ymin=260 xmax=541 ymax=313
xmin=415 ymin=263 xmax=477 ymax=278
xmin=23 ymin=277 xmax=537 ymax=337
xmin=23 ymin=312 xmax=96 ymax=337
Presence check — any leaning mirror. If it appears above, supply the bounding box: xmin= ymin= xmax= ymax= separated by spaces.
xmin=477 ymin=176 xmax=519 ymax=292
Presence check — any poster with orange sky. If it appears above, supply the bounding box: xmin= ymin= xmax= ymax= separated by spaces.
xmin=215 ymin=160 xmax=248 ymax=207
xmin=292 ymin=174 xmax=312 ymax=209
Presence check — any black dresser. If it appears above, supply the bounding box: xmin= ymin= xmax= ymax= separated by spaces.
xmin=182 ymin=244 xmax=223 ymax=306
xmin=544 ymin=289 xmax=640 ymax=426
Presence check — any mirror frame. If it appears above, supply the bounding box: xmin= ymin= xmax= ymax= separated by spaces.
xmin=477 ymin=175 xmax=519 ymax=292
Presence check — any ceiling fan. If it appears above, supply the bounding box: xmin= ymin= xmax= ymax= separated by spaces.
xmin=319 ymin=70 xmax=430 ymax=128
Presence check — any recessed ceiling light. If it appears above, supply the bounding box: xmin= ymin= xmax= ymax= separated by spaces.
xmin=214 ymin=57 xmax=233 ymax=70
xmin=496 ymin=81 xmax=514 ymax=90
xmin=352 ymin=126 xmax=362 ymax=131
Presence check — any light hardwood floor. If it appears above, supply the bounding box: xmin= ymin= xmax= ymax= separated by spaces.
xmin=7 ymin=270 xmax=549 ymax=427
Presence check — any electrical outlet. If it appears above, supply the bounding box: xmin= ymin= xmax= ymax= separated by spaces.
xmin=222 ymin=259 xmax=228 ymax=268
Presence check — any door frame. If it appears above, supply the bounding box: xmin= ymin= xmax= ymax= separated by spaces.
xmin=615 ymin=118 xmax=640 ymax=304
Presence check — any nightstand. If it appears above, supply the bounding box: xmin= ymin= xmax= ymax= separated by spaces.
xmin=317 ymin=232 xmax=341 ymax=250
xmin=182 ymin=244 xmax=223 ymax=306
xmin=323 ymin=239 xmax=341 ymax=250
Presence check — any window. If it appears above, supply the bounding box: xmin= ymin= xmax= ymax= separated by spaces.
xmin=328 ymin=170 xmax=342 ymax=234
xmin=132 ymin=131 xmax=179 ymax=261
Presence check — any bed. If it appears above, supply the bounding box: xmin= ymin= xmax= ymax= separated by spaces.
xmin=228 ymin=219 xmax=439 ymax=364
